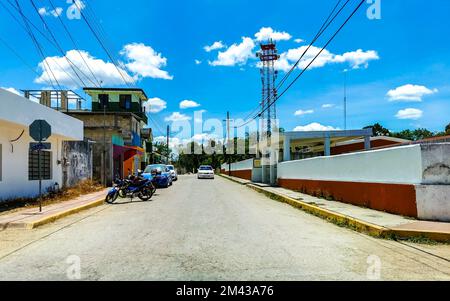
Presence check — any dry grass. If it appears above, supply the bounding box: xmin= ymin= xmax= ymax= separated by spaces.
xmin=0 ymin=180 xmax=104 ymax=215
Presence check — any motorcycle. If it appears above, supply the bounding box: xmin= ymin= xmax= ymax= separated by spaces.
xmin=106 ymin=171 xmax=155 ymax=204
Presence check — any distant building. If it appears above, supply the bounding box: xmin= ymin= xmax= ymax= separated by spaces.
xmin=0 ymin=89 xmax=84 ymax=200
xmin=23 ymin=88 xmax=153 ymax=186
xmin=331 ymin=136 xmax=410 ymax=155
xmin=70 ymin=88 xmax=152 ymax=185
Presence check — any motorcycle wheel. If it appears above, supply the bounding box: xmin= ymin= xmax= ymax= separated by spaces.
xmin=105 ymin=191 xmax=119 ymax=204
xmin=138 ymin=188 xmax=153 ymax=201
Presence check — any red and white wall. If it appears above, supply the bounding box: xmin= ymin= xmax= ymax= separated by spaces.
xmin=278 ymin=144 xmax=450 ymax=222
xmin=221 ymin=159 xmax=254 ymax=181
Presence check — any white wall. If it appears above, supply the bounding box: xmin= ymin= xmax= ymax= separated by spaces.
xmin=0 ymin=89 xmax=85 ymax=200
xmin=222 ymin=158 xmax=254 ymax=172
xmin=0 ymin=124 xmax=64 ymax=200
xmin=0 ymin=89 xmax=83 ymax=141
xmin=416 ymin=185 xmax=450 ymax=222
xmin=278 ymin=145 xmax=424 ymax=184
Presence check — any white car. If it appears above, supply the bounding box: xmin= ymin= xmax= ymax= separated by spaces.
xmin=197 ymin=165 xmax=215 ymax=179
xmin=167 ymin=165 xmax=178 ymax=181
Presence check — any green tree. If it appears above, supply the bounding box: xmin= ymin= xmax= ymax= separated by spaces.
xmin=364 ymin=123 xmax=391 ymax=137
xmin=446 ymin=123 xmax=450 ymax=135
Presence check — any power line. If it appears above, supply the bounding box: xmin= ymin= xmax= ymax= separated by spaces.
xmin=236 ymin=0 xmax=364 ymax=128
xmin=3 ymin=0 xmax=92 ymax=88
xmin=12 ymin=0 xmax=61 ymax=90
xmin=234 ymin=0 xmax=349 ymax=128
xmin=260 ymin=0 xmax=366 ymax=118
xmin=29 ymin=0 xmax=87 ymax=88
xmin=73 ymin=0 xmax=134 ymax=87
xmin=48 ymin=0 xmax=102 ymax=87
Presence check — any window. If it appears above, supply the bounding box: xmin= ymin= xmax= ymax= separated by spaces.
xmin=98 ymin=94 xmax=109 ymax=108
xmin=28 ymin=150 xmax=52 ymax=181
xmin=119 ymin=94 xmax=132 ymax=110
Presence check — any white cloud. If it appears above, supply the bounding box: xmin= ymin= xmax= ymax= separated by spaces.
xmin=395 ymin=108 xmax=423 ymax=120
xmin=180 ymin=100 xmax=200 ymax=109
xmin=293 ymin=123 xmax=339 ymax=132
xmin=144 ymin=97 xmax=167 ymax=114
xmin=195 ymin=59 xmax=202 ymax=65
xmin=255 ymin=27 xmax=292 ymax=41
xmin=294 ymin=38 xmax=304 ymax=43
xmin=333 ymin=49 xmax=379 ymax=69
xmin=164 ymin=112 xmax=192 ymax=122
xmin=204 ymin=41 xmax=225 ymax=52
xmin=1 ymin=87 xmax=21 ymax=96
xmin=294 ymin=109 xmax=314 ymax=116
xmin=209 ymin=37 xmax=255 ymax=67
xmin=387 ymin=84 xmax=438 ymax=102
xmin=35 ymin=50 xmax=134 ymax=88
xmin=322 ymin=104 xmax=335 ymax=108
xmin=120 ymin=43 xmax=173 ymax=80
xmin=274 ymin=46 xmax=379 ymax=72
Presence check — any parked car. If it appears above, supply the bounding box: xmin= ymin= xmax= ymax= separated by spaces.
xmin=166 ymin=165 xmax=178 ymax=181
xmin=197 ymin=165 xmax=215 ymax=179
xmin=142 ymin=164 xmax=173 ymax=188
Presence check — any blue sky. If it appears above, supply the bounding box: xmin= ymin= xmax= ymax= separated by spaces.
xmin=0 ymin=0 xmax=449 ymax=138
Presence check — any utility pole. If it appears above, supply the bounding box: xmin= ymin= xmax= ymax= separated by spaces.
xmin=166 ymin=125 xmax=170 ymax=164
xmin=227 ymin=111 xmax=231 ymax=176
xmin=344 ymin=70 xmax=348 ymax=131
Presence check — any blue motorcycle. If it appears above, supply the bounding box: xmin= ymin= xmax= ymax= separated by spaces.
xmin=105 ymin=172 xmax=155 ymax=204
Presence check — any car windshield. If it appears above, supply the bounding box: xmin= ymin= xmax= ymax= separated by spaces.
xmin=144 ymin=165 xmax=166 ymax=173
xmin=167 ymin=166 xmax=174 ymax=170
xmin=199 ymin=166 xmax=213 ymax=171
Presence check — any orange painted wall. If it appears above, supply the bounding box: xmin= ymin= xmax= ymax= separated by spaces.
xmin=278 ymin=178 xmax=418 ymax=218
xmin=331 ymin=140 xmax=402 ymax=155
xmin=221 ymin=169 xmax=252 ymax=181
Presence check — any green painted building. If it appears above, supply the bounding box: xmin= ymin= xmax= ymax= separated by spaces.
xmin=85 ymin=87 xmax=148 ymax=124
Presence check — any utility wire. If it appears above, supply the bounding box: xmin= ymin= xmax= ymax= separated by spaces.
xmin=0 ymin=35 xmax=52 ymax=85
xmin=235 ymin=0 xmax=363 ymax=128
xmin=12 ymin=0 xmax=61 ymax=90
xmin=235 ymin=0 xmax=349 ymax=128
xmin=4 ymin=0 xmax=90 ymax=88
xmin=72 ymin=0 xmax=133 ymax=87
xmin=260 ymin=0 xmax=366 ymax=118
xmin=48 ymin=0 xmax=102 ymax=87
xmin=29 ymin=0 xmax=87 ymax=88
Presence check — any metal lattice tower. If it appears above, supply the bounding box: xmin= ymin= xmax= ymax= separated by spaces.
xmin=257 ymin=39 xmax=280 ymax=139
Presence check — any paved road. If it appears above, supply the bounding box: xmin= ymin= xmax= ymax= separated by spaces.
xmin=0 ymin=175 xmax=449 ymax=280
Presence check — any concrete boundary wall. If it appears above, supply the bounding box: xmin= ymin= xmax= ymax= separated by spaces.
xmin=278 ymin=145 xmax=424 ymax=184
xmin=221 ymin=159 xmax=254 ymax=181
xmin=277 ymin=144 xmax=450 ymax=222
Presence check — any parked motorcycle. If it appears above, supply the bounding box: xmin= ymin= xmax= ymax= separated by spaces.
xmin=106 ymin=171 xmax=155 ymax=204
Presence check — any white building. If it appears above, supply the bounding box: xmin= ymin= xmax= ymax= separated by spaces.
xmin=0 ymin=88 xmax=83 ymax=200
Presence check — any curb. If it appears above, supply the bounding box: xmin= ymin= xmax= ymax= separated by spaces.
xmin=22 ymin=198 xmax=105 ymax=230
xmin=218 ymin=174 xmax=249 ymax=185
xmin=222 ymin=175 xmax=450 ymax=242
xmin=246 ymin=184 xmax=392 ymax=239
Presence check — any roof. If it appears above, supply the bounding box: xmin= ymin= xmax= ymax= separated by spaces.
xmin=0 ymin=88 xmax=84 ymax=141
xmin=335 ymin=136 xmax=410 ymax=147
xmin=83 ymin=87 xmax=148 ymax=101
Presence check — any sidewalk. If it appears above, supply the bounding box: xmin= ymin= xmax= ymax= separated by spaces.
xmin=0 ymin=189 xmax=108 ymax=230
xmin=219 ymin=174 xmax=450 ymax=242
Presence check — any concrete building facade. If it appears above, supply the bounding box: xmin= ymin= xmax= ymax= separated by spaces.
xmin=0 ymin=89 xmax=84 ymax=200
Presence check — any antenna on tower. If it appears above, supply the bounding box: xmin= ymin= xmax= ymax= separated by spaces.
xmin=256 ymin=39 xmax=280 ymax=140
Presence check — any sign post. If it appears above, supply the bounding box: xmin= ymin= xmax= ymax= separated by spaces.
xmin=29 ymin=120 xmax=52 ymax=213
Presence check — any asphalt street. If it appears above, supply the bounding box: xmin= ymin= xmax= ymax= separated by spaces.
xmin=0 ymin=175 xmax=449 ymax=280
